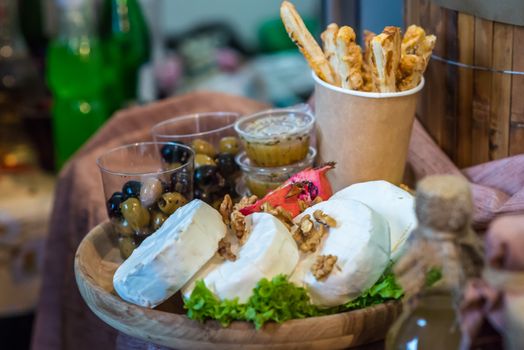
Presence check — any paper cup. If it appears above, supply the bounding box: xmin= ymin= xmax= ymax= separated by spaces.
xmin=313 ymin=73 xmax=424 ymax=191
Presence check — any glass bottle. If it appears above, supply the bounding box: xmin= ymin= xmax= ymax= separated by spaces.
xmin=100 ymin=0 xmax=150 ymax=103
xmin=386 ymin=175 xmax=479 ymax=350
xmin=47 ymin=0 xmax=112 ymax=168
xmin=0 ymin=0 xmax=44 ymax=170
xmin=386 ymin=289 xmax=462 ymax=349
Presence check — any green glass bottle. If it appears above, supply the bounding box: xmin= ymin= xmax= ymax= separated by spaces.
xmin=101 ymin=0 xmax=150 ymax=102
xmin=47 ymin=0 xmax=111 ymax=168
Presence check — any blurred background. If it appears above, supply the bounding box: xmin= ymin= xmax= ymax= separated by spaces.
xmin=0 ymin=0 xmax=401 ymax=348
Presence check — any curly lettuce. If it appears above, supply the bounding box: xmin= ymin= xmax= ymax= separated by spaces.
xmin=184 ymin=266 xmax=404 ymax=329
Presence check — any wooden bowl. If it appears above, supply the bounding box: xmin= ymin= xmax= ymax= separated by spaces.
xmin=74 ymin=221 xmax=402 ymax=350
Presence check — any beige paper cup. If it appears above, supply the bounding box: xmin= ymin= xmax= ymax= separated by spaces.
xmin=313 ymin=73 xmax=424 ymax=191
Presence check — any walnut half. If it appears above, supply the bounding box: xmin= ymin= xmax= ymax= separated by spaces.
xmin=217 ymin=238 xmax=236 ymax=261
xmin=291 ymin=215 xmax=327 ymax=253
xmin=260 ymin=202 xmax=294 ymax=229
xmin=219 ymin=194 xmax=233 ymax=225
xmin=230 ymin=210 xmax=248 ymax=243
xmin=218 ymin=195 xmax=258 ymax=245
xmin=311 ymin=254 xmax=338 ymax=280
xmin=313 ymin=210 xmax=337 ymax=227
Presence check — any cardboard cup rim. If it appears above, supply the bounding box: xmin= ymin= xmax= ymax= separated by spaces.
xmin=312 ymin=72 xmax=425 ymax=98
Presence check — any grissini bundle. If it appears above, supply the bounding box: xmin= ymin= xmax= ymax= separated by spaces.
xmin=281 ymin=1 xmax=436 ymax=93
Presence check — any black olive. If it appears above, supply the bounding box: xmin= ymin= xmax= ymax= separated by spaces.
xmin=194 ymin=187 xmax=211 ymax=202
xmin=122 ymin=180 xmax=141 ymax=199
xmin=216 ymin=153 xmax=239 ymax=176
xmin=160 ymin=142 xmax=190 ymax=164
xmin=107 ymin=192 xmax=125 ymax=218
xmin=171 ymin=170 xmax=192 ymax=195
xmin=194 ymin=165 xmax=222 ymax=190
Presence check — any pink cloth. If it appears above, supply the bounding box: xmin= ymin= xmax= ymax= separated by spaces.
xmin=32 ymin=92 xmax=524 ymax=350
xmin=408 ymin=119 xmax=524 ymax=229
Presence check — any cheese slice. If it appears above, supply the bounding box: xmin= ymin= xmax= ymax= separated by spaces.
xmin=331 ymin=180 xmax=416 ymax=260
xmin=113 ymin=199 xmax=226 ymax=308
xmin=289 ymin=199 xmax=390 ymax=307
xmin=182 ymin=212 xmax=299 ymax=303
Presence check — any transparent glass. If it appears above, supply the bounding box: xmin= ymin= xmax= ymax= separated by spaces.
xmin=386 ymin=291 xmax=462 ymax=350
xmin=151 ymin=112 xmax=242 ymax=204
xmin=151 ymin=112 xmax=241 ymax=146
xmin=97 ymin=142 xmax=194 ymax=258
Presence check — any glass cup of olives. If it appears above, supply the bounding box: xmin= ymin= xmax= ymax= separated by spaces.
xmin=97 ymin=142 xmax=194 ymax=259
xmin=151 ymin=112 xmax=242 ymax=207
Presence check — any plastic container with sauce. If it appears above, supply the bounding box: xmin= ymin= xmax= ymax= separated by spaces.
xmin=236 ymin=147 xmax=316 ymax=197
xmin=234 ymin=109 xmax=315 ymax=167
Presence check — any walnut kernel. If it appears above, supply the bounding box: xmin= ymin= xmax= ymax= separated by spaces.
xmin=311 ymin=254 xmax=338 ymax=280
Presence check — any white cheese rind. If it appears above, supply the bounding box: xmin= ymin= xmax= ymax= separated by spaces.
xmin=290 ymin=199 xmax=390 ymax=307
xmin=182 ymin=212 xmax=299 ymax=303
xmin=331 ymin=180 xmax=416 ymax=260
xmin=113 ymin=199 xmax=226 ymax=308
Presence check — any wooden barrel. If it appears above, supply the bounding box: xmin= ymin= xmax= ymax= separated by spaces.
xmin=405 ymin=0 xmax=524 ymax=167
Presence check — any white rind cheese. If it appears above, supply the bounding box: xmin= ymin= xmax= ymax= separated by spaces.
xmin=113 ymin=200 xmax=226 ymax=308
xmin=331 ymin=180 xmax=416 ymax=260
xmin=182 ymin=212 xmax=299 ymax=303
xmin=290 ymin=199 xmax=390 ymax=307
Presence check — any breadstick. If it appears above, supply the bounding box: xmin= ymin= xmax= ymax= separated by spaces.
xmin=321 ymin=23 xmax=341 ymax=86
xmin=335 ymin=26 xmax=363 ymax=90
xmin=401 ymin=25 xmax=426 ymax=55
xmin=397 ymin=25 xmax=436 ymax=91
xmin=370 ymin=26 xmax=401 ymax=92
xmin=361 ymin=30 xmax=376 ymax=92
xmin=397 ymin=54 xmax=425 ymax=91
xmin=280 ymin=1 xmax=336 ymax=85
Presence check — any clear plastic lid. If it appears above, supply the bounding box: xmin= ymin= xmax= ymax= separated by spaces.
xmin=234 ymin=108 xmax=315 ymax=142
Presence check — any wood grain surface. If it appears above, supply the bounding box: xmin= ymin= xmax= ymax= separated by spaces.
xmin=74 ymin=222 xmax=402 ymax=350
xmin=405 ymin=0 xmax=524 ymax=167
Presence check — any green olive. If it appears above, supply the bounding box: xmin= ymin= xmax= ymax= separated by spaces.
xmin=121 ymin=198 xmax=150 ymax=231
xmin=118 ymin=236 xmax=137 ymax=260
xmin=191 ymin=138 xmax=216 ymax=157
xmin=219 ymin=136 xmax=239 ymax=155
xmin=167 ymin=161 xmax=183 ymax=170
xmin=158 ymin=192 xmax=188 ymax=215
xmin=150 ymin=210 xmax=168 ymax=231
xmin=140 ymin=178 xmax=163 ymax=207
xmin=194 ymin=153 xmax=216 ymax=168
xmin=113 ymin=218 xmax=134 ymax=238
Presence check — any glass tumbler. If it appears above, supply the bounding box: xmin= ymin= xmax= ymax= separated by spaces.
xmin=151 ymin=112 xmax=242 ymax=205
xmin=97 ymin=142 xmax=194 ymax=259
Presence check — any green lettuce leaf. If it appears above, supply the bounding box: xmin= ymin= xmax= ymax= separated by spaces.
xmin=183 ymin=267 xmax=404 ymax=329
xmin=425 ymin=266 xmax=443 ymax=287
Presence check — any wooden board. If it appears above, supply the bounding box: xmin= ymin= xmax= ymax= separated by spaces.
xmin=74 ymin=222 xmax=402 ymax=350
